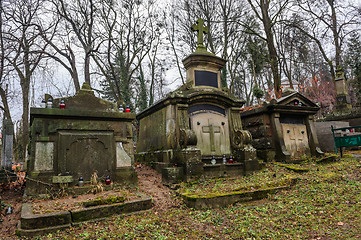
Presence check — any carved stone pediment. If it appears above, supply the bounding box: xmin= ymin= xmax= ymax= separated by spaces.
xmin=275 ymin=92 xmax=319 ymax=108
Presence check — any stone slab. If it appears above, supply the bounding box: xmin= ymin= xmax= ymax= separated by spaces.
xmin=34 ymin=142 xmax=54 ymax=171
xmin=116 ymin=142 xmax=132 ymax=167
xmin=52 ymin=176 xmax=73 ymax=184
xmin=17 ymin=194 xmax=152 ymax=237
xmin=315 ymin=121 xmax=349 ymax=152
xmin=181 ymin=185 xmax=290 ymax=209
xmin=71 ymin=194 xmax=152 ymax=222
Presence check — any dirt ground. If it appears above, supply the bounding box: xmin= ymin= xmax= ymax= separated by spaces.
xmin=0 ymin=184 xmax=24 ymax=239
xmin=0 ymin=164 xmax=181 ymax=239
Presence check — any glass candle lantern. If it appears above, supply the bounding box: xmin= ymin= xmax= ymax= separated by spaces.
xmin=78 ymin=176 xmax=84 ymax=187
xmin=125 ymin=106 xmax=130 ymax=113
xmin=105 ymin=175 xmax=111 ymax=185
xmin=211 ymin=156 xmax=216 ymax=165
xmin=46 ymin=98 xmax=53 ymax=108
xmin=228 ymin=156 xmax=234 ymax=164
xmin=60 ymin=100 xmax=66 ymax=109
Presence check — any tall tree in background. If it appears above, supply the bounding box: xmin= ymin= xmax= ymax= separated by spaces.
xmin=345 ymin=32 xmax=361 ymax=105
xmin=93 ymin=0 xmax=158 ymax=110
xmin=246 ymin=0 xmax=289 ymax=99
xmin=51 ymin=0 xmax=100 ymax=87
xmin=0 ymin=0 xmax=12 ymax=122
xmin=4 ymin=0 xmax=47 ymax=160
xmin=293 ymin=0 xmax=360 ymax=81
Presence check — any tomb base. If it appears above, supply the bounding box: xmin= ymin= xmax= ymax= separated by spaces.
xmin=256 ymin=150 xmax=276 ymax=162
xmin=162 ymin=167 xmax=184 ymax=184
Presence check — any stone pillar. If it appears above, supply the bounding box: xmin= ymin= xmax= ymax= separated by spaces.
xmin=1 ymin=119 xmax=14 ymax=170
xmin=270 ymin=113 xmax=290 ymax=161
xmin=334 ymin=67 xmax=352 ymax=113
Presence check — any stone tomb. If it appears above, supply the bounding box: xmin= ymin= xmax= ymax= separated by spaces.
xmin=26 ymin=83 xmax=137 ymax=195
xmin=136 ymin=19 xmax=259 ymax=182
xmin=241 ymin=90 xmax=323 ymax=161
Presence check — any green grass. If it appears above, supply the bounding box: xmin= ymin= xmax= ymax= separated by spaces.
xmin=28 ymin=156 xmax=361 ymax=240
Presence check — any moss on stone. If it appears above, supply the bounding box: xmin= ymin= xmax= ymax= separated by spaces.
xmin=274 ymin=163 xmax=309 ymax=172
xmin=82 ymin=195 xmax=125 ymax=208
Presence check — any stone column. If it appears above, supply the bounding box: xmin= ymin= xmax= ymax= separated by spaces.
xmin=334 ymin=67 xmax=352 ymax=113
xmin=270 ymin=113 xmax=290 ymax=161
xmin=1 ymin=118 xmax=14 ymax=170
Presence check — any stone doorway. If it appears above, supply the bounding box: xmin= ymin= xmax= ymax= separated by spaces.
xmin=281 ymin=123 xmax=310 ymax=158
xmin=57 ymin=131 xmax=114 ymax=181
xmin=190 ymin=108 xmax=231 ymax=156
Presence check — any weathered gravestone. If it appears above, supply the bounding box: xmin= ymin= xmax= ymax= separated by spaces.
xmin=241 ymin=89 xmax=323 ymax=162
xmin=136 ymin=18 xmax=259 ymax=182
xmin=26 ymin=83 xmax=137 ymax=195
xmin=1 ymin=118 xmax=13 ymax=169
xmin=0 ymin=118 xmax=16 ymax=183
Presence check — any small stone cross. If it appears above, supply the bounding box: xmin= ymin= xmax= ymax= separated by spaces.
xmin=202 ymin=119 xmax=220 ymax=152
xmin=191 ymin=18 xmax=209 ymax=49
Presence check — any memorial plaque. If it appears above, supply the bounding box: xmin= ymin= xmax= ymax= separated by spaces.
xmin=34 ymin=142 xmax=54 ymax=171
xmin=280 ymin=116 xmax=304 ymax=124
xmin=195 ymin=70 xmax=218 ymax=88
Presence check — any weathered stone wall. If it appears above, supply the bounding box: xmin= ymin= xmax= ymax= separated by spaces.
xmin=314 ymin=121 xmax=349 ymax=153
xmin=242 ymin=114 xmax=273 ymax=150
xmin=137 ymin=105 xmax=176 ymax=152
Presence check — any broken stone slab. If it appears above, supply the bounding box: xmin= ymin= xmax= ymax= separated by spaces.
xmin=71 ymin=194 xmax=152 ymax=223
xmin=316 ymin=155 xmax=340 ymax=164
xmin=17 ymin=194 xmax=152 ymax=237
xmin=179 ymin=178 xmax=297 ymax=209
xmin=180 ymin=186 xmax=290 ymax=210
xmin=17 ymin=203 xmax=71 ymax=237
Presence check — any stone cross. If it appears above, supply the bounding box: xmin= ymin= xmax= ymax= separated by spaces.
xmin=191 ymin=18 xmax=209 ymax=49
xmin=202 ymin=119 xmax=220 ymax=152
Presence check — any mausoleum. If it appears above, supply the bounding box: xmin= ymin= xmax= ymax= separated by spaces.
xmin=241 ymin=89 xmax=323 ymax=161
xmin=136 ymin=18 xmax=259 ymax=182
xmin=26 ymin=83 xmax=137 ymax=195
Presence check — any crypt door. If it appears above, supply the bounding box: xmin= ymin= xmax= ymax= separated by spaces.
xmin=189 ymin=104 xmax=231 ymax=156
xmin=280 ymin=116 xmax=310 ymax=158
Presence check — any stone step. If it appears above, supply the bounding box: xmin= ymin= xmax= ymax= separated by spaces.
xmin=203 ymin=162 xmax=244 ymax=178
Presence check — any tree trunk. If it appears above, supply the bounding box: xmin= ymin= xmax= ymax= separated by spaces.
xmin=328 ymin=0 xmax=341 ymax=67
xmin=21 ymin=81 xmax=30 ymax=161
xmin=260 ymin=0 xmax=282 ymax=98
xmin=0 ymin=86 xmax=12 ymax=121
xmin=68 ymin=46 xmax=80 ymax=92
xmin=84 ymin=52 xmax=91 ymax=86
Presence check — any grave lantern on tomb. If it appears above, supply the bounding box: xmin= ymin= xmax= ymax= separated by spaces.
xmin=59 ymin=100 xmax=66 ymax=109
xmin=136 ymin=18 xmax=259 ymax=183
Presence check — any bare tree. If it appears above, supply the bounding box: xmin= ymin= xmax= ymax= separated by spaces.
xmin=50 ymin=0 xmax=101 ymax=87
xmin=92 ymin=0 xmax=158 ymax=109
xmin=0 ymin=0 xmax=12 ymax=121
xmin=293 ymin=0 xmax=360 ymax=80
xmin=3 ymin=0 xmax=47 ymax=160
xmin=246 ymin=0 xmax=290 ymax=99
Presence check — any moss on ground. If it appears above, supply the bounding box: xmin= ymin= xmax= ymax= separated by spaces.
xmin=35 ymin=154 xmax=361 ymax=239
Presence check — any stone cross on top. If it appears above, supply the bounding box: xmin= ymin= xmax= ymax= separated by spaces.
xmin=191 ymin=18 xmax=209 ymax=51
